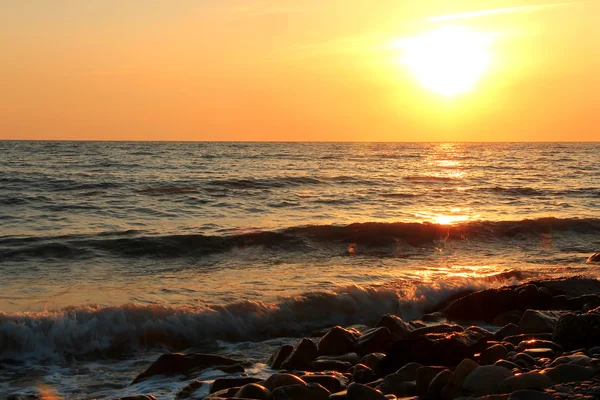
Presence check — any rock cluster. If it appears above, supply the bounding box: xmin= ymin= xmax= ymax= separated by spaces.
xmin=109 ymin=280 xmax=600 ymax=400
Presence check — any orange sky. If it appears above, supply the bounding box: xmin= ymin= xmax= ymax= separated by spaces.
xmin=1 ymin=0 xmax=598 ymax=141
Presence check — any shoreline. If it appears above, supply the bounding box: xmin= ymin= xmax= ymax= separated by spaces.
xmin=6 ymin=277 xmax=600 ymax=399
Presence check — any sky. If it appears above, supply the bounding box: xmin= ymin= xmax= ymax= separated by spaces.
xmin=0 ymin=0 xmax=598 ymax=141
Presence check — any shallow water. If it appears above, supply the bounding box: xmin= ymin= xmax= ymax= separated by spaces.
xmin=0 ymin=141 xmax=599 ymax=398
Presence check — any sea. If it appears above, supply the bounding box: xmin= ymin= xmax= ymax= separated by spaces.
xmin=1 ymin=141 xmax=599 ymax=398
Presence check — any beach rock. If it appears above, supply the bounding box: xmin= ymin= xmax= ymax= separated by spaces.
xmin=235 ymin=383 xmax=271 ymax=400
xmin=272 ymin=383 xmax=330 ymax=400
xmin=566 ymin=294 xmax=600 ymax=311
xmin=535 ymin=277 xmax=600 ymax=297
xmin=498 ymin=372 xmax=553 ymax=393
xmin=313 ymin=360 xmax=352 ymax=373
xmin=586 ymin=252 xmax=600 ymax=264
xmin=301 ymin=374 xmax=344 ymax=393
xmin=216 ymin=364 xmax=246 ymax=374
xmin=282 ymin=338 xmax=318 ymax=370
xmin=541 ymin=363 xmax=595 ymax=383
xmin=318 ymin=327 xmax=358 ymax=356
xmin=480 ymin=344 xmax=508 ymax=365
xmin=549 ymin=354 xmax=591 ymax=366
xmin=131 ymin=353 xmax=245 ymax=384
xmin=552 ymin=311 xmax=600 ymax=350
xmin=120 ymin=396 xmax=159 ymax=400
xmin=517 ymin=340 xmax=562 ymax=353
xmin=465 ymin=326 xmax=495 ymax=340
xmin=176 ymin=380 xmax=204 ymax=399
xmin=352 ymin=364 xmax=376 ymax=384
xmin=356 ymin=327 xmax=394 ymax=355
xmin=494 ymin=360 xmax=520 ymax=371
xmin=503 ymin=334 xmax=553 ymax=345
xmin=514 ymin=353 xmax=537 ymax=368
xmin=406 ymin=324 xmax=464 ymax=338
xmin=493 ymin=312 xmax=524 ymax=327
xmin=360 ymin=353 xmax=386 ymax=376
xmin=443 ymin=285 xmax=550 ymax=324
xmin=205 ymin=387 xmax=239 ymax=398
xmin=378 ymin=374 xmax=418 ymax=397
xmin=494 ymin=324 xmax=520 ymax=340
xmin=522 ymin=348 xmax=555 ymax=358
xmin=376 ymin=314 xmax=414 ymax=339
xmin=315 ymin=353 xmax=360 ymax=364
xmin=518 ymin=310 xmax=563 ymax=334
xmin=264 ymin=373 xmax=308 ymax=391
xmin=441 ymin=358 xmax=479 ymax=400
xmin=508 ymin=390 xmax=554 ymax=400
xmin=462 ymin=365 xmax=513 ymax=396
xmin=421 ymin=312 xmax=445 ymax=323
xmin=416 ymin=366 xmax=447 ymax=396
xmin=211 ymin=377 xmax=263 ymax=394
xmin=347 ymin=383 xmax=387 ymax=400
xmin=395 ymin=362 xmax=422 ymax=382
xmin=381 ymin=330 xmax=488 ymax=374
xmin=428 ymin=369 xmax=452 ymax=399
xmin=270 ymin=345 xmax=295 ymax=369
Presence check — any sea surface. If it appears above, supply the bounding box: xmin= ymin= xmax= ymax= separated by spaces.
xmin=1 ymin=141 xmax=599 ymax=398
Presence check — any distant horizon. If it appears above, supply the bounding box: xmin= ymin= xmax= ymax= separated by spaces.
xmin=2 ymin=139 xmax=599 ymax=143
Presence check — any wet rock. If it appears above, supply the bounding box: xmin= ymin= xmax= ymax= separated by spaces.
xmin=395 ymin=362 xmax=422 ymax=382
xmin=176 ymin=380 xmax=204 ymax=399
xmin=493 ymin=312 xmax=524 ymax=327
xmin=318 ymin=327 xmax=358 ymax=356
xmin=235 ymin=383 xmax=271 ymax=400
xmin=517 ymin=340 xmax=563 ymax=353
xmin=443 ymin=285 xmax=550 ymax=324
xmin=421 ymin=312 xmax=446 ymax=323
xmin=552 ymin=311 xmax=600 ymax=350
xmin=329 ymin=390 xmax=348 ymax=400
xmin=514 ymin=353 xmax=537 ymax=368
xmin=508 ymin=390 xmax=554 ymax=400
xmin=360 ymin=353 xmax=386 ymax=376
xmin=566 ymin=294 xmax=600 ymax=311
xmin=535 ymin=277 xmax=600 ymax=297
xmin=210 ymin=377 xmax=263 ymax=394
xmin=270 ymin=345 xmax=295 ymax=369
xmin=381 ymin=330 xmax=488 ymax=375
xmin=217 ymin=364 xmax=246 ymax=374
xmin=131 ymin=353 xmax=246 ymax=384
xmin=406 ymin=324 xmax=464 ymax=338
xmin=503 ymin=334 xmax=553 ymax=345
xmin=549 ymin=354 xmax=591 ymax=366
xmin=282 ymin=338 xmax=318 ymax=370
xmin=264 ymin=373 xmax=308 ymax=391
xmin=120 ymin=396 xmax=159 ymax=400
xmin=522 ymin=348 xmax=555 ymax=358
xmin=301 ymin=374 xmax=344 ymax=393
xmin=271 ymin=382 xmax=330 ymax=400
xmin=465 ymin=326 xmax=495 ymax=340
xmin=346 ymin=383 xmax=387 ymax=400
xmin=518 ymin=310 xmax=563 ymax=334
xmin=416 ymin=366 xmax=447 ymax=396
xmin=480 ymin=344 xmax=508 ymax=365
xmin=352 ymin=364 xmax=376 ymax=384
xmin=494 ymin=324 xmax=520 ymax=340
xmin=463 ymin=365 xmax=513 ymax=396
xmin=586 ymin=252 xmax=600 ymax=264
xmin=356 ymin=327 xmax=394 ymax=355
xmin=498 ymin=372 xmax=553 ymax=393
xmin=428 ymin=369 xmax=452 ymax=400
xmin=376 ymin=314 xmax=414 ymax=339
xmin=312 ymin=360 xmax=352 ymax=373
xmin=378 ymin=373 xmax=417 ymax=397
xmin=541 ymin=363 xmax=595 ymax=383
xmin=441 ymin=358 xmax=479 ymax=400
xmin=494 ymin=360 xmax=520 ymax=371
xmin=205 ymin=387 xmax=239 ymax=398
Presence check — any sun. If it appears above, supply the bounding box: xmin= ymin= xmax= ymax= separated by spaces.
xmin=395 ymin=26 xmax=495 ymax=97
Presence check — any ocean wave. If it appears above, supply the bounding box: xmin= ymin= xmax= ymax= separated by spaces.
xmin=1 ymin=217 xmax=599 ymax=261
xmin=0 ymin=274 xmax=522 ymax=361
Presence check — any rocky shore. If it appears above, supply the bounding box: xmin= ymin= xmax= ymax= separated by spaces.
xmin=11 ymin=277 xmax=600 ymax=400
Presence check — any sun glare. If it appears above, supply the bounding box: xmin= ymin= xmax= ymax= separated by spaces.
xmin=395 ymin=26 xmax=495 ymax=97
